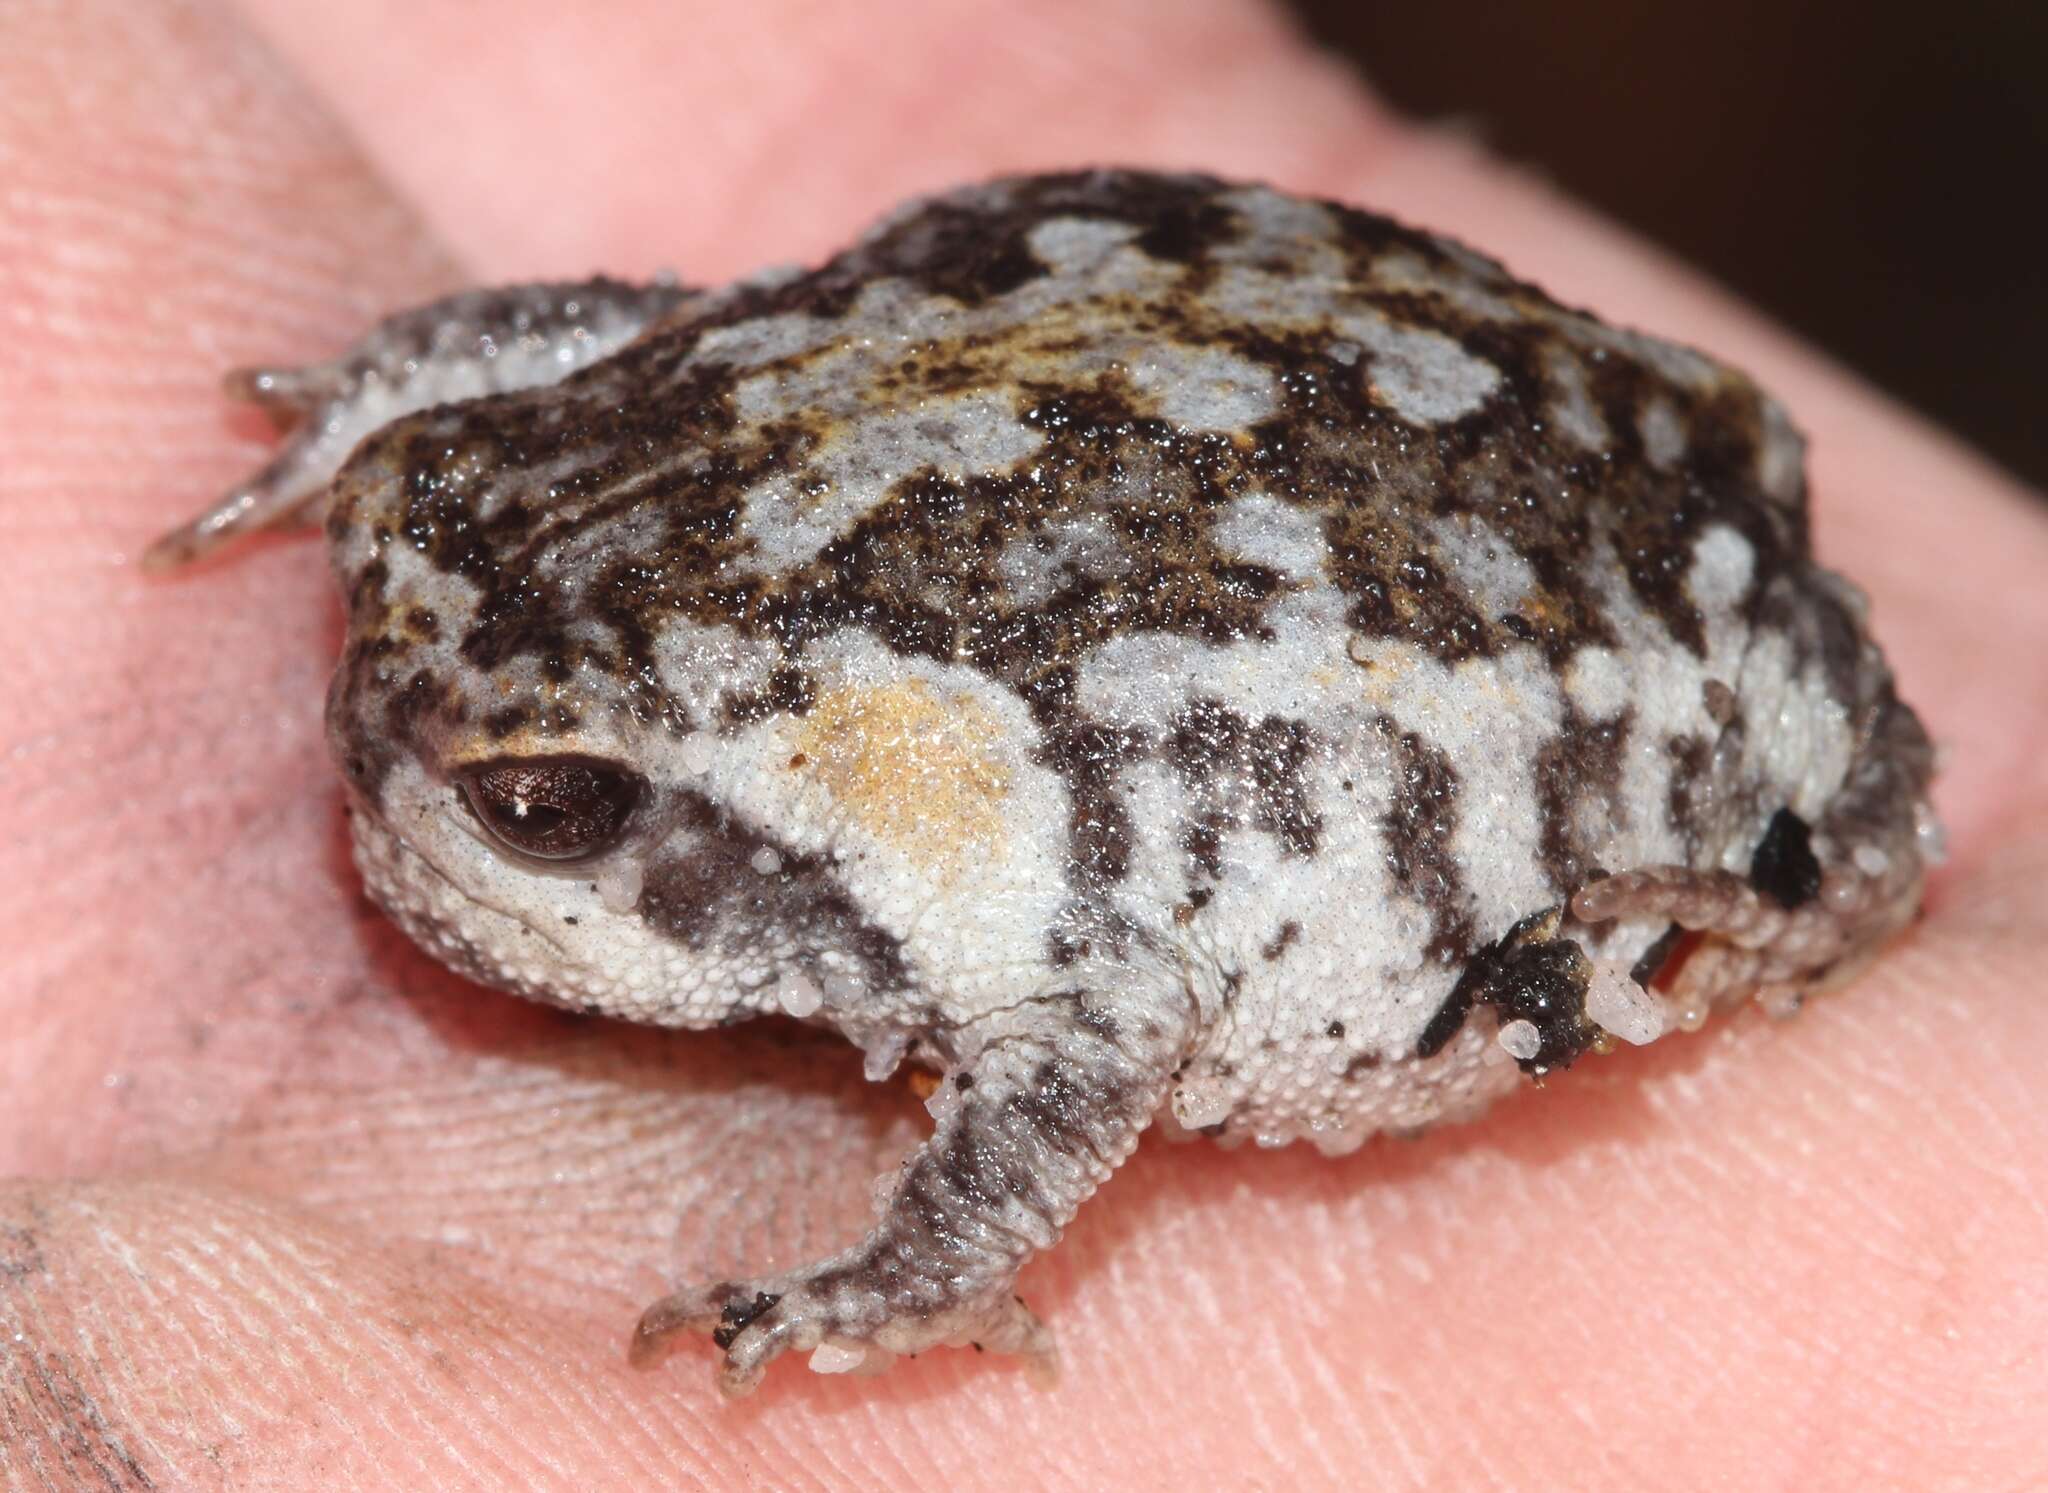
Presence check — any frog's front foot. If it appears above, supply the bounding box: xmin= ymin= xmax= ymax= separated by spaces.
xmin=632 ymin=1273 xmax=1056 ymax=1396
xmin=629 ymin=985 xmax=1192 ymax=1394
xmin=145 ymin=277 xmax=691 ymax=569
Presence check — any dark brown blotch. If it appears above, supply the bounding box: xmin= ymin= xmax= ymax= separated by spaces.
xmin=1377 ymin=718 xmax=1475 ymax=967
xmin=722 ymin=665 xmax=816 ymax=727
xmin=1415 ymin=907 xmax=1599 ymax=1074
xmin=636 ymin=790 xmax=911 ymax=993
xmin=1262 ymin=921 xmax=1301 ymax=961
xmin=1165 ymin=699 xmax=1323 ymax=870
xmin=710 ymin=1291 xmax=781 ymax=1350
xmin=1532 ymin=706 xmax=1632 ymax=897
xmin=1750 ymin=807 xmax=1823 ymax=910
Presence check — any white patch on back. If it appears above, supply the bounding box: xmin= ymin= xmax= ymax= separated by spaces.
xmin=1129 ymin=344 xmax=1280 ymax=430
xmin=1687 ymin=524 xmax=1756 ymax=614
xmin=737 ymin=392 xmax=1044 ymax=570
xmin=1026 ymin=216 xmax=1141 ymax=274
xmin=1219 ymin=187 xmax=1340 ymax=256
xmin=1563 ymin=646 xmax=1631 ymax=720
xmin=693 ymin=309 xmax=850 ymax=369
xmin=1578 ymin=326 xmax=1719 ymax=392
xmin=1640 ymin=396 xmax=1688 ymax=469
xmin=1214 ymin=492 xmax=1326 ymax=581
xmin=1371 ymin=248 xmax=1523 ymax=322
xmin=1757 ymin=398 xmax=1805 ymax=505
xmin=1207 ymin=261 xmax=1342 ymax=325
xmin=1337 ymin=309 xmax=1501 ymax=425
xmin=1544 ymin=345 xmax=1611 ymax=451
xmin=1427 ymin=513 xmax=1536 ymax=618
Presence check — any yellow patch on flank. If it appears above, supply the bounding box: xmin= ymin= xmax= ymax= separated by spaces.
xmin=796 ymin=680 xmax=1012 ymax=870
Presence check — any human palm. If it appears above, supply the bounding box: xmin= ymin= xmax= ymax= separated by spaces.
xmin=5 ymin=1 xmax=2045 ymax=1487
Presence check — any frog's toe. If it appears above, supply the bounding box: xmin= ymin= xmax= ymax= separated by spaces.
xmin=631 ymin=1276 xmax=834 ymax=1396
xmin=143 ymin=352 xmax=373 ymax=570
xmin=223 ymin=361 xmax=352 ymax=418
xmin=141 ymin=420 xmax=343 ymax=571
xmin=628 ymin=1280 xmax=753 ymax=1371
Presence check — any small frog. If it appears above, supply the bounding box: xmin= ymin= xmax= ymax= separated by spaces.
xmin=151 ymin=170 xmax=1937 ymax=1395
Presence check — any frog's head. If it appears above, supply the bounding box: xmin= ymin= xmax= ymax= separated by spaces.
xmin=312 ymin=396 xmax=945 ymax=1031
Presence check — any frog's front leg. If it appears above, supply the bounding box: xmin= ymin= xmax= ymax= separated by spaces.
xmin=631 ymin=983 xmax=1197 ymax=1395
xmin=145 ymin=277 xmax=693 ymax=569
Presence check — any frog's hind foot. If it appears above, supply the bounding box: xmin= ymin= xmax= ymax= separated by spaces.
xmin=1576 ymin=686 xmax=1938 ymax=1026
xmin=144 ymin=277 xmax=694 ymax=570
xmin=631 ymin=1275 xmax=1057 ymax=1398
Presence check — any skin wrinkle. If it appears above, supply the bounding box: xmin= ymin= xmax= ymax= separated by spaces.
xmin=3 ymin=0 xmax=2046 ymax=1486
xmin=177 ymin=1183 xmax=694 ymax=1486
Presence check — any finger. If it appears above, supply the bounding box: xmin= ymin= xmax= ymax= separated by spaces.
xmin=0 ymin=0 xmax=462 ymax=1175
xmin=186 ymin=1023 xmax=931 ymax=1330
xmin=0 ymin=1179 xmax=711 ymax=1488
xmin=9 ymin=0 xmax=2047 ymax=1487
xmin=8 ymin=828 xmax=2044 ymax=1489
xmin=223 ymin=0 xmax=1394 ymax=280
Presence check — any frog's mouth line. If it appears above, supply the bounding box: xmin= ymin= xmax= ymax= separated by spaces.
xmin=349 ymin=800 xmax=791 ymax=1029
xmin=349 ymin=805 xmax=579 ymax=973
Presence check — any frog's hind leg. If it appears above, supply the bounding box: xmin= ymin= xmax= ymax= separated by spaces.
xmin=630 ymin=982 xmax=1197 ymax=1396
xmin=1574 ymin=680 xmax=1938 ymax=1027
xmin=144 ymin=277 xmax=694 ymax=570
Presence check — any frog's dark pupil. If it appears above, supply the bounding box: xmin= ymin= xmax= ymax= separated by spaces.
xmin=502 ymin=801 xmax=566 ymax=835
xmin=459 ymin=757 xmax=643 ymax=862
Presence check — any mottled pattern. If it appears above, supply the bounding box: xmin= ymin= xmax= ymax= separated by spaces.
xmin=163 ymin=170 xmax=1937 ymax=1392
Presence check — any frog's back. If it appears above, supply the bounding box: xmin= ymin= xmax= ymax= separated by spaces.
xmin=339 ymin=168 xmax=1809 ymax=712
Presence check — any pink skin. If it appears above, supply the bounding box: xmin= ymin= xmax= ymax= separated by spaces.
xmin=4 ymin=0 xmax=2046 ymax=1486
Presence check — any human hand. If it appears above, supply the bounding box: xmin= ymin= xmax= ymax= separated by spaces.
xmin=4 ymin=0 xmax=2044 ymax=1486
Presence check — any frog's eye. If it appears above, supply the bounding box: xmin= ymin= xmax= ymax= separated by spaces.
xmin=457 ymin=757 xmax=643 ymax=862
